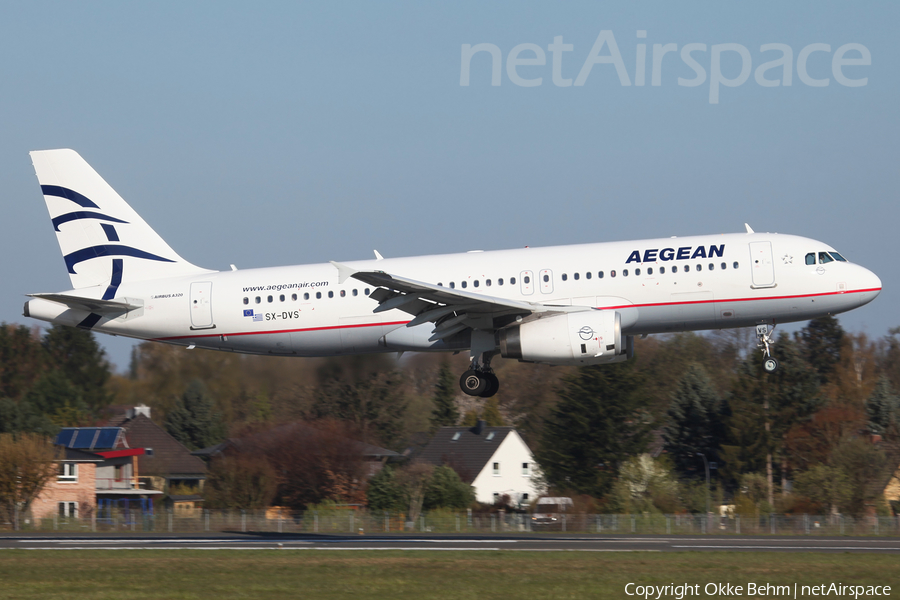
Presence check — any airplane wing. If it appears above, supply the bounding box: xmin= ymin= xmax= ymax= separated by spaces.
xmin=331 ymin=262 xmax=590 ymax=341
xmin=27 ymin=293 xmax=142 ymax=314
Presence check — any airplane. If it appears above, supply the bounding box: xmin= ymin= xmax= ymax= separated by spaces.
xmin=24 ymin=149 xmax=882 ymax=397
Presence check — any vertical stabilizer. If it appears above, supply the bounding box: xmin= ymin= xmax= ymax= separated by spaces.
xmin=31 ymin=149 xmax=213 ymax=292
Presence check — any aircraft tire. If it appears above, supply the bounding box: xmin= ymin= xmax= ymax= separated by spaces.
xmin=460 ymin=370 xmax=487 ymax=396
xmin=480 ymin=373 xmax=500 ymax=398
xmin=763 ymin=358 xmax=779 ymax=373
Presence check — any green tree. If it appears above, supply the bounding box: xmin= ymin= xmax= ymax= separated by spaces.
xmin=311 ymin=370 xmax=408 ymax=450
xmin=0 ymin=433 xmax=61 ymax=529
xmin=429 ymin=362 xmax=459 ymax=431
xmin=662 ymin=364 xmax=726 ymax=479
xmin=366 ymin=466 xmax=405 ymax=512
xmin=42 ymin=325 xmax=111 ymax=415
xmin=0 ymin=324 xmax=45 ymax=401
xmin=165 ymin=380 xmax=227 ymax=451
xmin=866 ymin=377 xmax=900 ymax=438
xmin=424 ymin=465 xmax=475 ymax=510
xmin=536 ymin=361 xmax=651 ymax=498
xmin=23 ymin=371 xmax=89 ymax=430
xmin=481 ymin=397 xmax=505 ymax=426
xmin=800 ymin=316 xmax=844 ymax=384
xmin=203 ymin=454 xmax=278 ymax=510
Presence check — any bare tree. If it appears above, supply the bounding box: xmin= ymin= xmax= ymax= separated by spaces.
xmin=395 ymin=460 xmax=434 ymax=526
xmin=0 ymin=433 xmax=61 ymax=530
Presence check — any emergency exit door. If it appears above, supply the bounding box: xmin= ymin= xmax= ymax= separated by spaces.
xmin=190 ymin=282 xmax=215 ymax=329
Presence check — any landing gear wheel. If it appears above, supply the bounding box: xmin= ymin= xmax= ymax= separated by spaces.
xmin=460 ymin=370 xmax=487 ymax=396
xmin=480 ymin=372 xmax=500 ymax=398
xmin=763 ymin=358 xmax=779 ymax=373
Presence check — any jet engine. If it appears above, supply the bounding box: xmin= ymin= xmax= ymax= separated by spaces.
xmin=498 ymin=310 xmax=633 ymax=366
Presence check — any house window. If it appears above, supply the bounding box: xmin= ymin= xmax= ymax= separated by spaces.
xmin=486 ymin=431 xmax=495 ymax=441
xmin=451 ymin=432 xmax=461 ymax=441
xmin=114 ymin=465 xmax=123 ymax=481
xmin=58 ymin=463 xmax=77 ymax=482
xmin=522 ymin=493 xmax=529 ymax=501
xmin=493 ymin=462 xmax=500 ymax=476
xmin=522 ymin=462 xmax=530 ymax=476
xmin=58 ymin=502 xmax=77 ymax=519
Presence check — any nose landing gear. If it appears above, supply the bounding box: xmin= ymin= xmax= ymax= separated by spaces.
xmin=757 ymin=323 xmax=779 ymax=373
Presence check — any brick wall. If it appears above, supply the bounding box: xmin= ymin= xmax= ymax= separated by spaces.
xmin=32 ymin=462 xmax=97 ymax=520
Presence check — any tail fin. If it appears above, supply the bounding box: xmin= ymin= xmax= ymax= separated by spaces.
xmin=31 ymin=149 xmax=213 ymax=292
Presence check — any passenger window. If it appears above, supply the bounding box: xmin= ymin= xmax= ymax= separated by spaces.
xmin=255 ymin=297 xmax=261 ymax=304
xmin=437 ymin=283 xmax=442 ymax=287
xmin=267 ymin=295 xmax=273 ymax=303
xmin=340 ymin=290 xmax=346 ymax=297
xmin=819 ymin=252 xmax=834 ymax=264
xmin=292 ymin=293 xmax=297 ymax=301
xmin=352 ymin=289 xmax=358 ymax=297
xmin=805 ymin=253 xmax=816 ymax=265
xmin=610 ymin=270 xmax=616 ymax=278
xmin=660 ymin=267 xmax=665 ymax=274
xmin=243 ymin=297 xmax=249 ymax=305
xmin=328 ymin=291 xmax=334 ymax=298
xmin=733 ymin=262 xmax=739 ymax=269
xmin=279 ymin=294 xmax=285 ymax=302
xmin=599 ymin=271 xmax=604 ymax=279
xmin=450 ymin=282 xmax=455 ymax=289
xmin=499 ymin=278 xmax=504 ymax=285
xmin=511 ymin=277 xmax=516 ymax=284
xmin=708 ymin=263 xmax=714 ymax=270
xmin=316 ymin=292 xmax=322 ymax=299
xmin=647 ymin=267 xmax=653 ymax=275
xmin=574 ymin=273 xmax=580 ymax=280
xmin=684 ymin=265 xmax=690 ymax=273
xmin=523 ymin=276 xmax=530 ymax=284
xmin=461 ymin=281 xmax=467 ymax=289
xmin=696 ymin=264 xmax=702 ymax=272
xmin=623 ymin=269 xmax=629 ymax=277
xmin=304 ymin=293 xmax=310 ymax=300
xmin=486 ymin=279 xmax=492 ymax=287
xmin=586 ymin=272 xmax=591 ymax=280
xmin=561 ymin=274 xmax=567 ymax=281
xmin=473 ymin=280 xmax=479 ymax=288
xmin=635 ymin=268 xmax=641 ymax=276
xmin=721 ymin=262 xmax=726 ymax=270
xmin=365 ymin=288 xmax=370 ymax=295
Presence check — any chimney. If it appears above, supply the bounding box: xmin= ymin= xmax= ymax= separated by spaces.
xmin=127 ymin=404 xmax=151 ymax=420
xmin=473 ymin=419 xmax=486 ymax=435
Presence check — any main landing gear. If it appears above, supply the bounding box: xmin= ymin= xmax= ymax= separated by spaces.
xmin=460 ymin=349 xmax=500 ymax=398
xmin=757 ymin=323 xmax=779 ymax=373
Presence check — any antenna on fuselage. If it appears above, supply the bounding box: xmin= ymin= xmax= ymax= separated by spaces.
xmin=744 ymin=223 xmax=755 ymax=234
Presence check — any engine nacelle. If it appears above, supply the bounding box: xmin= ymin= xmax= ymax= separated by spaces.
xmin=498 ymin=310 xmax=633 ymax=366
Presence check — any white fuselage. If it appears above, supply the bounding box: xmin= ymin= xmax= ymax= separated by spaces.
xmin=26 ymin=231 xmax=882 ymax=358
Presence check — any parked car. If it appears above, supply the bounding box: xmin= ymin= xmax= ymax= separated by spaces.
xmin=531 ymin=497 xmax=573 ymax=530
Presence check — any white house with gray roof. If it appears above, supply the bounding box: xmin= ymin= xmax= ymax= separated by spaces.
xmin=419 ymin=422 xmax=544 ymax=506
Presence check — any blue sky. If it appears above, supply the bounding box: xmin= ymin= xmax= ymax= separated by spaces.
xmin=1 ymin=2 xmax=896 ymax=370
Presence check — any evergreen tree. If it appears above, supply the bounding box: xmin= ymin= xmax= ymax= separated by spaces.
xmin=867 ymin=377 xmax=900 ymax=438
xmin=23 ymin=371 xmax=89 ymax=429
xmin=366 ymin=466 xmax=405 ymax=512
xmin=662 ymin=364 xmax=726 ymax=479
xmin=429 ymin=362 xmax=459 ymax=431
xmin=424 ymin=465 xmax=475 ymax=509
xmin=0 ymin=324 xmax=45 ymax=401
xmin=311 ymin=370 xmax=408 ymax=449
xmin=43 ymin=325 xmax=111 ymax=415
xmin=165 ymin=380 xmax=227 ymax=451
xmin=800 ymin=316 xmax=844 ymax=384
xmin=536 ymin=361 xmax=651 ymax=498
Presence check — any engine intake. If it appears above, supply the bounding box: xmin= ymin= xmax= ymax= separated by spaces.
xmin=498 ymin=310 xmax=633 ymax=366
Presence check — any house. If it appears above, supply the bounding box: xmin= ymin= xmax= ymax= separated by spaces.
xmin=419 ymin=421 xmax=544 ymax=506
xmin=53 ymin=425 xmax=164 ymax=520
xmin=107 ymin=405 xmax=208 ymax=510
xmin=31 ymin=448 xmax=103 ymax=521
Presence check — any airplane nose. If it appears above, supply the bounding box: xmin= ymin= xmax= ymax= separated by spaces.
xmin=855 ymin=266 xmax=882 ymax=307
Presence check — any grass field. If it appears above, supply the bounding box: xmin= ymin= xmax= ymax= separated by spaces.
xmin=0 ymin=551 xmax=898 ymax=600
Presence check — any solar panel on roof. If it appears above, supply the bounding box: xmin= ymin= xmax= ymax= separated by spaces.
xmin=74 ymin=429 xmax=98 ymax=448
xmin=56 ymin=427 xmax=123 ymax=450
xmin=94 ymin=429 xmax=119 ymax=449
xmin=55 ymin=430 xmax=76 ymax=447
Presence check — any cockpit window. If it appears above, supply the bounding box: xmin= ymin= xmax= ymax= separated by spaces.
xmin=805 ymin=253 xmax=816 ymax=265
xmin=829 ymin=252 xmax=847 ymax=262
xmin=818 ymin=252 xmax=834 ymax=264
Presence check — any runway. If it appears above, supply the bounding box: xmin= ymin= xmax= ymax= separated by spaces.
xmin=3 ymin=534 xmax=900 ymax=553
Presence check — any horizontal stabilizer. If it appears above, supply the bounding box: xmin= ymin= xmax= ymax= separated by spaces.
xmin=27 ymin=293 xmax=141 ymax=314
